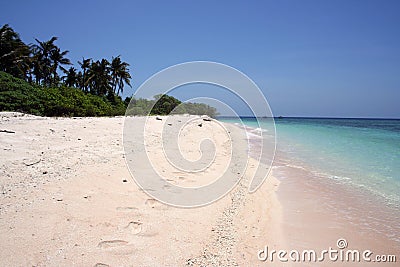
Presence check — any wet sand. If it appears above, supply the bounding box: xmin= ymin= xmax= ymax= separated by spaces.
xmin=270 ymin=149 xmax=400 ymax=266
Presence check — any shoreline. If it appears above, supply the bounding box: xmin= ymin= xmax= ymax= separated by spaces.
xmin=272 ymin=161 xmax=400 ymax=265
xmin=239 ymin=119 xmax=400 ymax=265
xmin=2 ymin=112 xmax=398 ymax=266
xmin=270 ymin=152 xmax=399 ymax=265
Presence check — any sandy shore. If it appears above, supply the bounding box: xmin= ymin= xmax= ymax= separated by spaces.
xmin=2 ymin=112 xmax=398 ymax=266
xmin=271 ymin=151 xmax=400 ymax=266
xmin=0 ymin=112 xmax=282 ymax=266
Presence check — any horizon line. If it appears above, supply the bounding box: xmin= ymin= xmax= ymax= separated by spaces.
xmin=216 ymin=115 xmax=400 ymax=120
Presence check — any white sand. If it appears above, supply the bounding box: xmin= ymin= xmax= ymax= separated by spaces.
xmin=0 ymin=112 xmax=282 ymax=266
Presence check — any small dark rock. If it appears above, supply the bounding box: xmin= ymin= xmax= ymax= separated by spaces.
xmin=198 ymin=123 xmax=203 ymax=127
xmin=42 ymin=171 xmax=48 ymax=174
xmin=122 ymin=179 xmax=128 ymax=183
xmin=156 ymin=117 xmax=162 ymax=121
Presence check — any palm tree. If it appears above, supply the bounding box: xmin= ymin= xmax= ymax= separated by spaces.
xmin=110 ymin=55 xmax=132 ymax=95
xmin=0 ymin=24 xmax=31 ymax=79
xmin=87 ymin=59 xmax=112 ymax=96
xmin=76 ymin=70 xmax=83 ymax=90
xmin=31 ymin=36 xmax=70 ymax=86
xmin=78 ymin=57 xmax=91 ymax=92
xmin=32 ymin=37 xmax=57 ymax=85
xmin=63 ymin=67 xmax=78 ymax=87
xmin=49 ymin=46 xmax=71 ymax=86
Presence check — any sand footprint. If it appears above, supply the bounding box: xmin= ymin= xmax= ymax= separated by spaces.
xmin=126 ymin=221 xmax=142 ymax=235
xmin=116 ymin=206 xmax=138 ymax=212
xmin=145 ymin=198 xmax=161 ymax=208
xmin=163 ymin=184 xmax=172 ymax=190
xmin=177 ymin=176 xmax=196 ymax=183
xmin=97 ymin=240 xmax=128 ymax=249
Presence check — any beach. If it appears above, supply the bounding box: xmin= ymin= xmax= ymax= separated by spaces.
xmin=2 ymin=0 xmax=400 ymax=265
xmin=0 ymin=112 xmax=282 ymax=266
xmin=1 ymin=112 xmax=399 ymax=266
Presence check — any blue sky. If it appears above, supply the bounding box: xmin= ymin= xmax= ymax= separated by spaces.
xmin=1 ymin=0 xmax=399 ymax=118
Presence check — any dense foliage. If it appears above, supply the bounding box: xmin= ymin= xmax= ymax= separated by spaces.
xmin=0 ymin=24 xmax=218 ymax=118
xmin=0 ymin=24 xmax=131 ymax=96
xmin=126 ymin=94 xmax=218 ymax=117
xmin=0 ymin=71 xmax=126 ymax=116
xmin=0 ymin=72 xmax=218 ymax=117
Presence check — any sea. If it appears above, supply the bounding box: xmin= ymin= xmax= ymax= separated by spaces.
xmin=219 ymin=117 xmax=400 ymax=246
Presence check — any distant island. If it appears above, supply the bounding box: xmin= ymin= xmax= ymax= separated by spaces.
xmin=0 ymin=24 xmax=217 ymax=117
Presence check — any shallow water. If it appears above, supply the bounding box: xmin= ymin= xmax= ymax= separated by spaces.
xmin=219 ymin=117 xmax=400 ymax=246
xmin=220 ymin=117 xmax=400 ymax=208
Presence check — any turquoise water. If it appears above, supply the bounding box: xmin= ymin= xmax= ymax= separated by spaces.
xmin=219 ymin=117 xmax=400 ymax=207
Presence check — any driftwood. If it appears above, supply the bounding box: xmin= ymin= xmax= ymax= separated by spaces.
xmin=0 ymin=129 xmax=15 ymax=134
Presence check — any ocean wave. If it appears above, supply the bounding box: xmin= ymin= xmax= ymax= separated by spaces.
xmin=246 ymin=131 xmax=262 ymax=140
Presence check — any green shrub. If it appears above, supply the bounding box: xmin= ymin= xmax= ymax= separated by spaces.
xmin=0 ymin=71 xmax=218 ymax=117
xmin=0 ymin=71 xmax=126 ymax=117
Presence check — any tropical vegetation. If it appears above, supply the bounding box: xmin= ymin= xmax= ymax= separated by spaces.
xmin=0 ymin=24 xmax=218 ymax=117
xmin=125 ymin=94 xmax=218 ymax=117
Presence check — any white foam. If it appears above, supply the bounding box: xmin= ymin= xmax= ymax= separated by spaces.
xmin=246 ymin=131 xmax=262 ymax=140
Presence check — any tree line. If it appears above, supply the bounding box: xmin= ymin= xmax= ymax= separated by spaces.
xmin=0 ymin=24 xmax=131 ymax=97
xmin=125 ymin=94 xmax=218 ymax=117
xmin=0 ymin=24 xmax=218 ymax=117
